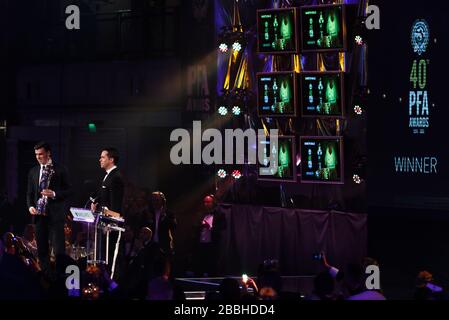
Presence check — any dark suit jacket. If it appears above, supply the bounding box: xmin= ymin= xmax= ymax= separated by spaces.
xmin=97 ymin=168 xmax=124 ymax=214
xmin=148 ymin=209 xmax=177 ymax=254
xmin=131 ymin=241 xmax=165 ymax=276
xmin=26 ymin=163 xmax=72 ymax=222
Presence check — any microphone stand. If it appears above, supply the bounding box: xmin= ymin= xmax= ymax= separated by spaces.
xmin=84 ymin=196 xmax=98 ymax=264
xmin=83 ymin=198 xmax=91 ymax=209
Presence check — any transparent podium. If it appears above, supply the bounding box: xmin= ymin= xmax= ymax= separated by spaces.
xmin=70 ymin=207 xmax=125 ymax=278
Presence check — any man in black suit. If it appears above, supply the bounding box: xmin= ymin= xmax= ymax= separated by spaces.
xmin=27 ymin=141 xmax=72 ymax=273
xmin=148 ymin=191 xmax=177 ymax=256
xmin=91 ymin=147 xmax=124 ymax=214
xmin=195 ymin=194 xmax=226 ymax=277
xmin=91 ymin=147 xmax=124 ymax=271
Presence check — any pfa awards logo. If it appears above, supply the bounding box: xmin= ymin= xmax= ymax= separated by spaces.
xmin=408 ymin=19 xmax=431 ymax=135
xmin=411 ymin=19 xmax=430 ymax=56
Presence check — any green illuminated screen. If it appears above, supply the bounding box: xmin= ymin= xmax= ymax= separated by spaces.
xmin=257 ymin=8 xmax=297 ymax=53
xmin=258 ymin=136 xmax=296 ymax=182
xmin=257 ymin=72 xmax=296 ymax=117
xmin=300 ymin=137 xmax=343 ymax=183
xmin=300 ymin=72 xmax=343 ymax=117
xmin=301 ymin=5 xmax=345 ymax=51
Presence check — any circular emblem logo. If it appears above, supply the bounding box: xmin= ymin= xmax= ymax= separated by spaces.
xmin=411 ymin=19 xmax=430 ymax=56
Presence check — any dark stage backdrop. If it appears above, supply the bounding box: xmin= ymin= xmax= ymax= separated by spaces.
xmin=216 ymin=204 xmax=367 ymax=275
xmin=368 ymin=1 xmax=449 ymax=209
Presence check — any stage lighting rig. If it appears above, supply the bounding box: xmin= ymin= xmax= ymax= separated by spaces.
xmin=217 ymin=26 xmax=246 ymax=54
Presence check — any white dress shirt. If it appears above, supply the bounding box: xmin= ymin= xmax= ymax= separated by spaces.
xmin=200 ymin=214 xmax=214 ymax=243
xmin=39 ymin=159 xmax=53 ymax=183
xmin=153 ymin=209 xmax=162 ymax=243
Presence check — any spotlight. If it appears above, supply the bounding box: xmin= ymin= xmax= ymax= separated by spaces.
xmin=232 ymin=106 xmax=241 ymax=116
xmin=219 ymin=43 xmax=228 ymax=53
xmin=353 ymin=156 xmax=367 ymax=185
xmin=232 ymin=41 xmax=242 ymax=52
xmin=232 ymin=170 xmax=242 ymax=179
xmin=217 ymin=169 xmax=227 ymax=179
xmin=354 ymin=105 xmax=363 ymax=115
xmin=218 ymin=106 xmax=228 ymax=116
xmin=355 ymin=35 xmax=364 ymax=46
xmin=353 ymin=174 xmax=363 ymax=184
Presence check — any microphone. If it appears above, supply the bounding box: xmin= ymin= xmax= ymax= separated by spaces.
xmin=84 ymin=195 xmax=98 ymax=209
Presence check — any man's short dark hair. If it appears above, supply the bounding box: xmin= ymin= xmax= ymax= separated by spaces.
xmin=103 ymin=147 xmax=119 ymax=165
xmin=152 ymin=191 xmax=167 ymax=206
xmin=34 ymin=141 xmax=51 ymax=152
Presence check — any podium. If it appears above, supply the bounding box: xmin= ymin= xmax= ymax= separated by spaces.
xmin=70 ymin=208 xmax=95 ymax=223
xmin=70 ymin=207 xmax=125 ymax=278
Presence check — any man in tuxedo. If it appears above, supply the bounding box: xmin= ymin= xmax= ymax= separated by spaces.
xmin=195 ymin=194 xmax=226 ymax=277
xmin=91 ymin=147 xmax=124 ymax=214
xmin=91 ymin=147 xmax=124 ymax=271
xmin=148 ymin=191 xmax=177 ymax=256
xmin=27 ymin=141 xmax=72 ymax=274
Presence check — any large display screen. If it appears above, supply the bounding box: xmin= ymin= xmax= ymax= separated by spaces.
xmin=257 ymin=72 xmax=296 ymax=117
xmin=257 ymin=8 xmax=298 ymax=54
xmin=300 ymin=72 xmax=344 ymax=117
xmin=368 ymin=0 xmax=449 ymax=209
xmin=300 ymin=137 xmax=344 ymax=184
xmin=300 ymin=4 xmax=346 ymax=52
xmin=258 ymin=136 xmax=296 ymax=182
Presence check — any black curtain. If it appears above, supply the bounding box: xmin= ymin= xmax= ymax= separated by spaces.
xmin=216 ymin=204 xmax=367 ymax=276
